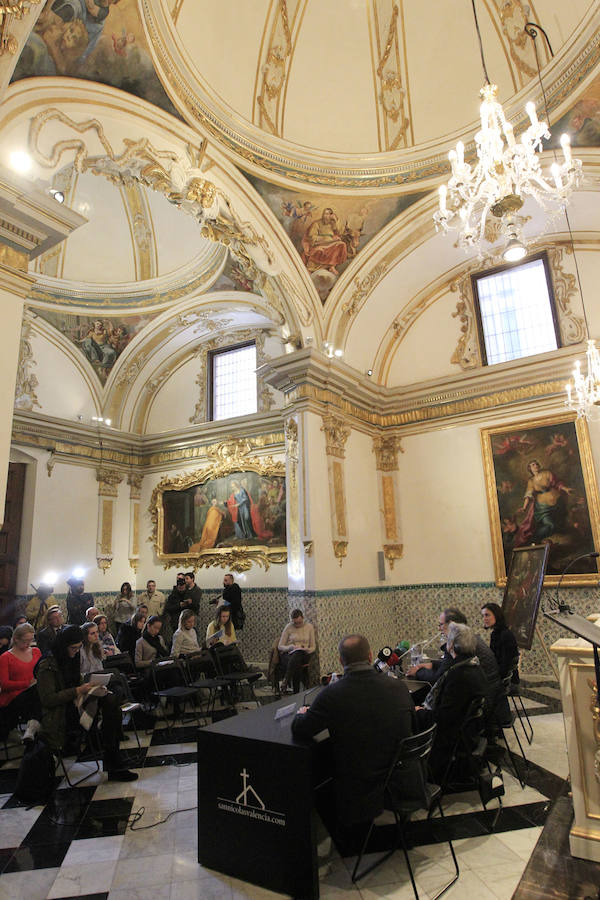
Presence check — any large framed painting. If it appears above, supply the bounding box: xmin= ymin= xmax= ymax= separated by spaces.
xmin=150 ymin=452 xmax=287 ymax=572
xmin=481 ymin=414 xmax=600 ymax=586
xmin=502 ymin=544 xmax=549 ymax=650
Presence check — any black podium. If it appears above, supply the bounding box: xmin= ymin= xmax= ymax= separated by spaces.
xmin=197 ymin=693 xmax=324 ymax=899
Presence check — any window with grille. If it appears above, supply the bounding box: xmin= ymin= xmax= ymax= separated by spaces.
xmin=472 ymin=253 xmax=560 ymax=366
xmin=210 ymin=342 xmax=257 ymax=421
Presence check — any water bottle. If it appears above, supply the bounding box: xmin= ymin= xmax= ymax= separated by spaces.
xmin=330 ymin=671 xmax=339 ymax=683
xmin=410 ymin=645 xmax=420 ymax=667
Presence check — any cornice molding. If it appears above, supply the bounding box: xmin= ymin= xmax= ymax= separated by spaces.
xmin=261 ymin=346 xmax=584 ymax=428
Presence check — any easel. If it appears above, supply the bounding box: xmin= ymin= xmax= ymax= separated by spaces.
xmin=534 ymin=622 xmax=560 ymax=680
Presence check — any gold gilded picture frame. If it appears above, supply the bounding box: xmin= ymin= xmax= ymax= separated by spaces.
xmin=149 ymin=447 xmax=287 ymax=572
xmin=481 ymin=413 xmax=600 ymax=587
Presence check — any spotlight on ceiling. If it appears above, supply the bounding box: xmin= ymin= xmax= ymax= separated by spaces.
xmin=9 ymin=150 xmax=32 ymax=174
xmin=50 ymin=189 xmax=65 ymax=204
xmin=41 ymin=572 xmax=57 ymax=585
xmin=503 ymin=237 xmax=527 ymax=262
xmin=334 ymin=348 xmax=343 ymax=358
xmin=367 ymin=369 xmax=373 ymax=377
xmin=72 ymin=567 xmax=85 ymax=579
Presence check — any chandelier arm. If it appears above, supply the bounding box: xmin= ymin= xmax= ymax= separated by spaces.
xmin=470 ymin=0 xmax=491 ymax=86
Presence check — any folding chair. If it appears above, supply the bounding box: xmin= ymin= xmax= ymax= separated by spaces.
xmin=496 ymin=673 xmax=529 ymax=788
xmin=57 ymin=725 xmax=102 ymax=787
xmin=150 ymin=659 xmax=204 ymax=736
xmin=351 ymin=724 xmax=459 ymax=900
xmin=439 ymin=695 xmax=504 ymax=829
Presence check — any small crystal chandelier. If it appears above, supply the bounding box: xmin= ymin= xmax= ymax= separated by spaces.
xmin=433 ymin=1 xmax=582 ymax=255
xmin=566 ymin=342 xmax=600 ymax=419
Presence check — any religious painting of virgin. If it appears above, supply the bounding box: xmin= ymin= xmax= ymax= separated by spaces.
xmin=152 ymin=465 xmax=286 ymax=570
xmin=501 ymin=545 xmax=549 ymax=650
xmin=481 ymin=414 xmax=600 ymax=586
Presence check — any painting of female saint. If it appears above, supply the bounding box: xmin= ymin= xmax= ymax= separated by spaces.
xmin=481 ymin=415 xmax=600 ymax=585
xmin=161 ymin=471 xmax=286 ymax=557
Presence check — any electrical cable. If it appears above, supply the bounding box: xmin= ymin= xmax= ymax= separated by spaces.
xmin=471 ymin=0 xmax=491 ymax=85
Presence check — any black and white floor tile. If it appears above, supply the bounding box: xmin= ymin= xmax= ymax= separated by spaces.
xmin=0 ymin=677 xmax=598 ymax=900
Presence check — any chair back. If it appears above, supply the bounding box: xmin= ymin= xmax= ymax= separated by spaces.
xmin=103 ymin=652 xmax=136 ymax=676
xmin=151 ymin=658 xmax=186 ymax=692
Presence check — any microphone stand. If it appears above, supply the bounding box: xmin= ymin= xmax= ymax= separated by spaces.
xmin=555 ymin=551 xmax=600 ymax=614
xmin=396 ymin=633 xmax=440 ymax=662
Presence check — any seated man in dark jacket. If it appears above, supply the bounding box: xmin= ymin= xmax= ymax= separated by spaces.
xmin=416 ymin=623 xmax=488 ymax=781
xmin=408 ymin=607 xmax=501 ymax=708
xmin=292 ymin=634 xmax=415 ymax=827
xmin=36 ymin=605 xmax=65 ymax=656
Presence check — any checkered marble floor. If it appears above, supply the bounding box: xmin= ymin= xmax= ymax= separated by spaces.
xmin=0 ymin=679 xmax=596 ymax=900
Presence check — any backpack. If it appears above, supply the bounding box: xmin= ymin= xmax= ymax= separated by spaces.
xmin=14 ymin=738 xmax=56 ymax=804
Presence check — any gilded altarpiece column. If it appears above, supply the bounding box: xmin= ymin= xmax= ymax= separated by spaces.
xmin=285 ymin=416 xmax=303 ymax=583
xmin=96 ymin=469 xmax=122 ymax=573
xmin=373 ymin=435 xmax=403 ymax=569
xmin=321 ymin=412 xmax=351 ymax=566
xmin=127 ymin=473 xmax=143 ymax=574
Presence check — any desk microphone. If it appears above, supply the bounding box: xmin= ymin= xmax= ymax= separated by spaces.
xmin=374 ymin=647 xmax=400 ymax=674
xmin=555 ymin=551 xmax=599 ymax=613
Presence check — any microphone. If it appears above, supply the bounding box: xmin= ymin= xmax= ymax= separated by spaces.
xmin=555 ymin=551 xmax=599 ymax=613
xmin=374 ymin=647 xmax=400 ymax=675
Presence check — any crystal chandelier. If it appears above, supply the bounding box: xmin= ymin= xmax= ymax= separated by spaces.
xmin=566 ymin=342 xmax=600 ymax=419
xmin=433 ymin=2 xmax=582 ymax=255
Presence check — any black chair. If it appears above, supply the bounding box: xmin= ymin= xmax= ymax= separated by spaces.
xmin=150 ymin=659 xmax=205 ymax=735
xmin=103 ymin=653 xmax=145 ymax=697
xmin=351 ymin=724 xmax=459 ymax=899
xmin=439 ymin=696 xmax=504 ymax=829
xmin=495 ymin=673 xmax=529 ymax=788
xmin=57 ymin=725 xmax=102 ymax=787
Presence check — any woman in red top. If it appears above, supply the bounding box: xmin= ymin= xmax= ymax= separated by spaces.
xmin=0 ymin=622 xmax=42 ymax=742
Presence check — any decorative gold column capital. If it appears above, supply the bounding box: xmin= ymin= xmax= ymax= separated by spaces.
xmin=383 ymin=543 xmax=403 ymax=570
xmin=372 ymin=434 xmax=403 ymax=471
xmin=127 ymin=472 xmax=143 ymax=500
xmin=285 ymin=415 xmax=298 ymax=461
xmin=96 ymin=467 xmax=123 ymax=497
xmin=332 ymin=540 xmax=348 ymax=566
xmin=321 ymin=412 xmax=350 ymax=458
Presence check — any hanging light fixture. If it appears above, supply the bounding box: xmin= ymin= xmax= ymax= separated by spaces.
xmin=433 ymin=0 xmax=582 ymax=255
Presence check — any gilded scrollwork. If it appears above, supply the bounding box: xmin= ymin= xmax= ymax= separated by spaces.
xmin=342 ymin=262 xmax=388 ymax=317
xmin=28 ymin=109 xmax=277 ymax=281
xmin=547 ymin=245 xmax=586 ymax=346
xmin=450 ymin=273 xmax=482 ymax=370
xmin=14 ymin=316 xmax=40 ymax=412
xmin=127 ymin=472 xmax=143 ymax=500
xmin=148 ymin=441 xmax=286 ymax=571
xmin=374 ymin=2 xmax=410 ymax=150
xmin=0 ymin=0 xmax=42 ymax=55
xmin=256 ymin=0 xmax=295 ymax=137
xmin=332 ymin=540 xmax=348 ymax=566
xmin=383 ymin=543 xmax=403 ymax=569
xmin=587 ymin=676 xmax=600 ymax=783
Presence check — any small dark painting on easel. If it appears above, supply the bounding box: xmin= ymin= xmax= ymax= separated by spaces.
xmin=502 ymin=544 xmax=549 ymax=650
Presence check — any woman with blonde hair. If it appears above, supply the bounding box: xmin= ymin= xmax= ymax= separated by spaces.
xmin=0 ymin=622 xmax=42 ymax=743
xmin=171 ymin=609 xmax=200 ymax=657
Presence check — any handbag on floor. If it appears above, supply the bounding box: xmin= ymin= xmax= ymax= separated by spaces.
xmin=14 ymin=737 xmax=56 ymax=804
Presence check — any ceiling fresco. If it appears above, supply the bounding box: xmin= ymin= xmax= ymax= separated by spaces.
xmin=34 ymin=308 xmax=159 ymax=385
xmin=11 ymin=0 xmax=179 ymax=119
xmin=211 ymin=253 xmax=262 ymax=296
xmin=246 ymin=173 xmax=426 ymax=302
xmin=548 ymin=69 xmax=600 ymax=148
